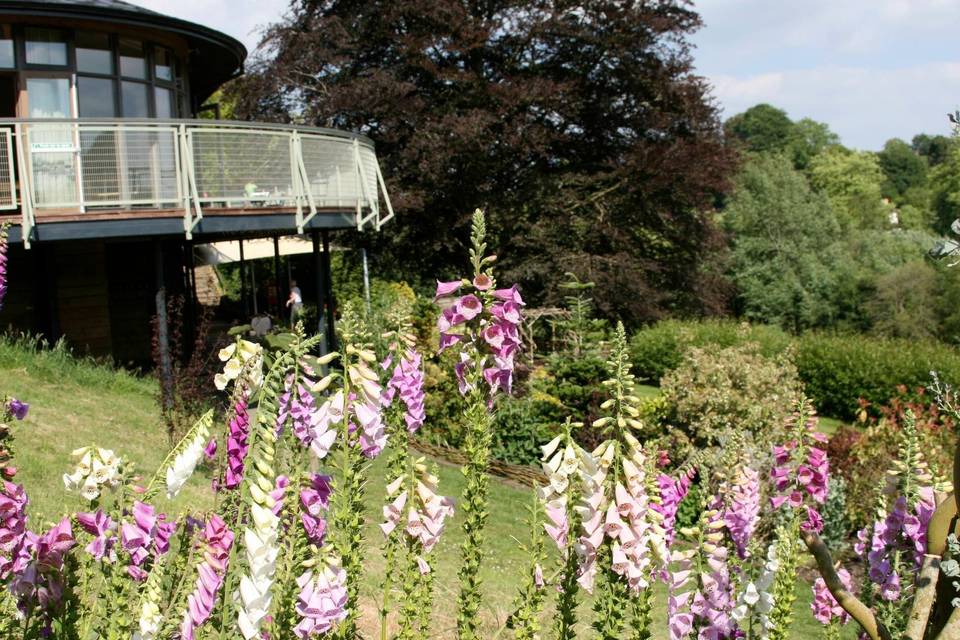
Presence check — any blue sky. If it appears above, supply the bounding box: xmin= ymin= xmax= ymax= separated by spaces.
xmin=136 ymin=0 xmax=960 ymax=150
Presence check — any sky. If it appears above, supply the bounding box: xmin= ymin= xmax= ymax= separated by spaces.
xmin=134 ymin=0 xmax=960 ymax=150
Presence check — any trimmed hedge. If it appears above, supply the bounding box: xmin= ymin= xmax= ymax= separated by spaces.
xmin=630 ymin=319 xmax=960 ymax=420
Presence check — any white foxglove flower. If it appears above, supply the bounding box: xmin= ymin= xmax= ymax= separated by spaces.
xmin=166 ymin=423 xmax=210 ymax=499
xmin=63 ymin=446 xmax=122 ymax=501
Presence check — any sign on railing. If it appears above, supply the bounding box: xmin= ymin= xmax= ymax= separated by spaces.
xmin=6 ymin=119 xmax=393 ymax=246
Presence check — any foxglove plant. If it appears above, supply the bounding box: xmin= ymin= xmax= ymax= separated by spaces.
xmin=810 ymin=568 xmax=852 ymax=640
xmin=505 ymin=489 xmax=547 ymax=640
xmin=689 ymin=496 xmax=734 ymax=638
xmin=579 ymin=323 xmax=668 ymax=640
xmin=539 ymin=419 xmax=584 ymax=640
xmin=380 ymin=458 xmax=454 ymax=639
xmin=853 ymin=411 xmax=936 ymax=635
xmin=435 ymin=209 xmax=524 ymax=639
xmin=74 ymin=509 xmax=116 ymax=562
xmin=165 ymin=420 xmax=211 ymax=499
xmin=730 ymin=541 xmax=778 ymax=638
xmin=294 ymin=552 xmax=349 ymax=637
xmin=179 ymin=513 xmax=234 ymax=640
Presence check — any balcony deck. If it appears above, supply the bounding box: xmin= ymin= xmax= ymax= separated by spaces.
xmin=0 ymin=118 xmax=394 ymax=246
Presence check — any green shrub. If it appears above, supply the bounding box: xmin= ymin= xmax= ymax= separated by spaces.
xmin=630 ymin=319 xmax=960 ymax=421
xmin=794 ymin=333 xmax=960 ymax=419
xmin=489 ymin=396 xmax=561 ymax=466
xmin=629 ymin=319 xmax=791 ymax=382
xmin=660 ymin=341 xmax=803 ymax=448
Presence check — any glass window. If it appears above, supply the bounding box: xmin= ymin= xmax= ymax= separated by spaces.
xmin=76 ymin=32 xmax=113 ymax=74
xmin=25 ymin=28 xmax=68 ymax=66
xmin=0 ymin=26 xmax=14 ymax=68
xmin=121 ymin=81 xmax=149 ymax=117
xmin=154 ymin=48 xmax=174 ymax=82
xmin=78 ymin=76 xmax=117 ymax=117
xmin=26 ymin=77 xmax=71 ymax=118
xmin=119 ymin=39 xmax=146 ymax=79
xmin=154 ymin=86 xmax=174 ymax=118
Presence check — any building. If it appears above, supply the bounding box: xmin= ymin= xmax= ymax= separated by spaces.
xmin=0 ymin=0 xmax=393 ymax=363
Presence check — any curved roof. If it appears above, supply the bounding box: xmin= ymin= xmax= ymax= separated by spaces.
xmin=0 ymin=0 xmax=247 ymax=102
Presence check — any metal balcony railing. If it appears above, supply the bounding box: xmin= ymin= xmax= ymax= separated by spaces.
xmin=0 ymin=118 xmax=395 ymax=247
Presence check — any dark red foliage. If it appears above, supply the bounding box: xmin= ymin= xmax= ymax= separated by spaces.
xmin=228 ymin=0 xmax=738 ymax=326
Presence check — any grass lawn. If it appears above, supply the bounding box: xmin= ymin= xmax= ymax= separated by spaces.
xmin=2 ymin=338 xmax=846 ymax=638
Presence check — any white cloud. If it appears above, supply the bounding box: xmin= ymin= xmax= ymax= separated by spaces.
xmin=693 ymin=0 xmax=960 ymax=148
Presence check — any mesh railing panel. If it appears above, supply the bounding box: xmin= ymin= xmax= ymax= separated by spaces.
xmin=27 ymin=123 xmax=79 ymax=208
xmin=79 ymin=127 xmax=180 ymax=207
xmin=300 ymin=134 xmax=362 ymax=208
xmin=191 ymin=129 xmax=296 ymax=206
xmin=0 ymin=129 xmax=15 ymax=209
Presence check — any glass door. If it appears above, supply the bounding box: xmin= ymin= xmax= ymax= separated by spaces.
xmin=20 ymin=74 xmax=82 ymax=209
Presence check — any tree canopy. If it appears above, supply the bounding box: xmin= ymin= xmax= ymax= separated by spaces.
xmin=227 ymin=0 xmax=736 ymax=325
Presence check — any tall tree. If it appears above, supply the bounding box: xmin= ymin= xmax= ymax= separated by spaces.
xmin=229 ymin=0 xmax=736 ymax=324
xmin=808 ymin=147 xmax=889 ymax=230
xmin=724 ymin=103 xmax=795 ymax=154
xmin=877 ymin=138 xmax=928 ymax=201
xmin=912 ymin=133 xmax=954 ymax=167
xmin=787 ymin=117 xmax=839 ymax=170
xmin=722 ymin=154 xmax=848 ymax=331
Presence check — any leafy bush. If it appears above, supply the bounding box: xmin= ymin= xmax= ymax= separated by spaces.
xmin=631 ymin=318 xmax=960 ymax=421
xmin=794 ymin=333 xmax=960 ymax=419
xmin=489 ymin=396 xmax=560 ymax=466
xmin=629 ymin=319 xmax=791 ymax=382
xmin=660 ymin=341 xmax=803 ymax=448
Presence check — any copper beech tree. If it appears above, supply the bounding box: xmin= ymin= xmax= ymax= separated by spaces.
xmin=229 ymin=0 xmax=737 ymax=325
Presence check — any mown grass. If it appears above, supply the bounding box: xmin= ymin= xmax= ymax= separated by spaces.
xmin=2 ymin=335 xmax=843 ymax=638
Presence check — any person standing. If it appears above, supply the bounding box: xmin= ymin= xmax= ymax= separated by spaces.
xmin=286 ymin=279 xmax=303 ymax=327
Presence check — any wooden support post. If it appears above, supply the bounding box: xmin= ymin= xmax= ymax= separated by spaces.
xmin=312 ymin=230 xmax=329 ymax=355
xmin=273 ymin=235 xmax=281 ymax=317
xmin=321 ymin=229 xmax=336 ymax=351
xmin=239 ymin=238 xmax=248 ymax=317
xmin=154 ymin=241 xmax=174 ymax=413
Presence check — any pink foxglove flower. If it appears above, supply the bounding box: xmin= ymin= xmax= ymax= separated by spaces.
xmin=723 ymin=464 xmax=761 ymax=559
xmin=10 ymin=517 xmax=75 ymax=618
xmin=606 ymin=433 xmax=668 ymax=592
xmin=300 ymin=474 xmax=332 ymax=546
xmin=770 ymin=408 xmax=829 ymax=532
xmin=180 ymin=514 xmax=234 ymax=640
xmin=224 ymin=395 xmax=251 ymax=490
xmin=121 ymin=501 xmax=170 ymax=581
xmin=75 ymin=509 xmax=116 ymax=562
xmin=0 ymin=480 xmax=30 ymax=580
xmin=811 ymin=567 xmax=852 ymax=625
xmin=667 ymin=547 xmax=696 ymax=640
xmin=690 ymin=498 xmax=734 ymax=638
xmin=384 ymin=348 xmax=426 ymax=433
xmin=436 ymin=274 xmax=524 ymax=398
xmin=294 ymin=555 xmax=349 ymax=638
xmin=652 ymin=467 xmax=695 ymax=550
xmin=379 ymin=461 xmax=454 ymax=569
xmin=539 ymin=433 xmax=580 ymax=550
xmin=348 ymin=360 xmax=386 ymax=458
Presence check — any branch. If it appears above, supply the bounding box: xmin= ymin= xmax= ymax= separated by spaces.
xmin=800 ymin=530 xmax=892 ymax=640
xmin=905 ymin=554 xmax=942 ymax=640
xmin=936 ymin=607 xmax=960 ymax=640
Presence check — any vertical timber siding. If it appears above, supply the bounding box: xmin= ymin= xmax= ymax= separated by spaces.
xmin=54 ymin=241 xmax=113 ymax=356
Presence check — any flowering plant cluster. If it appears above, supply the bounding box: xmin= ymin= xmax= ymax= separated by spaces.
xmin=2 ymin=208 xmax=956 ymax=640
